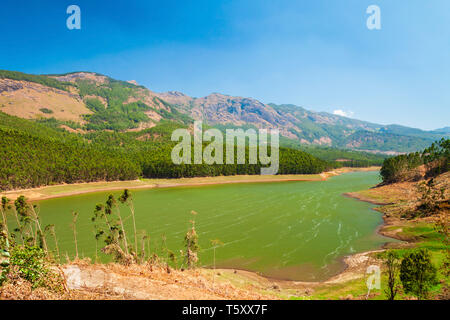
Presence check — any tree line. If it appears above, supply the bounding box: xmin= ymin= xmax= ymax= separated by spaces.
xmin=380 ymin=138 xmax=449 ymax=184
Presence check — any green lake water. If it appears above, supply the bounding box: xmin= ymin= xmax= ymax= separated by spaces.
xmin=12 ymin=171 xmax=394 ymax=281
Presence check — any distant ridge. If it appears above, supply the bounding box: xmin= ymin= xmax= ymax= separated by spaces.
xmin=154 ymin=91 xmax=448 ymax=153
xmin=0 ymin=69 xmax=447 ymax=153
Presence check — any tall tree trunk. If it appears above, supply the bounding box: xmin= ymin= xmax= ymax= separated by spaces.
xmin=12 ymin=208 xmax=24 ymax=244
xmin=31 ymin=206 xmax=48 ymax=254
xmin=53 ymin=232 xmax=60 ymax=263
xmin=130 ymin=202 xmax=138 ymax=257
xmin=116 ymin=209 xmax=129 ymax=255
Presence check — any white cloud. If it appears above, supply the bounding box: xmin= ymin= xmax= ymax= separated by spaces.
xmin=333 ymin=109 xmax=354 ymax=118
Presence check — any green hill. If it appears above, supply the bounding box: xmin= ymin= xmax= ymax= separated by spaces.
xmin=0 ymin=112 xmax=334 ymax=191
xmin=2 ymin=69 xmax=442 ymax=191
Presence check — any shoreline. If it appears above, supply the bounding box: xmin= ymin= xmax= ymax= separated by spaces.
xmin=206 ymin=248 xmax=386 ymax=287
xmin=344 ymin=191 xmax=412 ymax=244
xmin=210 ymin=178 xmax=409 ymax=288
xmin=220 ymin=172 xmax=449 ymax=289
xmin=343 ymin=191 xmax=391 ymax=206
xmin=0 ymin=166 xmax=381 ymax=202
xmin=2 ymin=166 xmax=391 ymax=291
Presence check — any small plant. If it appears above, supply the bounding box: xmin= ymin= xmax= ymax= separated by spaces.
xmin=161 ymin=233 xmax=168 ymax=263
xmin=400 ymin=248 xmax=438 ymax=300
xmin=0 ymin=197 xmax=9 ymax=240
xmin=13 ymin=196 xmax=30 ymax=244
xmin=159 ymin=233 xmax=176 ymax=271
xmin=101 ymin=243 xmax=133 ymax=265
xmin=44 ymin=224 xmax=60 ymax=262
xmin=2 ymin=245 xmax=49 ymax=289
xmin=39 ymin=108 xmax=54 ymax=114
xmin=138 ymin=230 xmax=148 ymax=264
xmin=435 ymin=211 xmax=449 ymax=278
xmin=0 ymin=229 xmax=10 ymax=286
xmin=91 ymin=195 xmax=134 ymax=264
xmin=0 ymin=201 xmax=10 ymax=265
xmin=382 ymin=250 xmax=400 ymax=300
xmin=0 ymin=229 xmax=9 ymax=257
xmin=91 ymin=203 xmax=105 ymax=262
xmin=70 ymin=211 xmax=79 ymax=259
xmin=119 ymin=189 xmax=138 ymax=255
xmin=184 ymin=211 xmax=199 ymax=269
xmin=30 ymin=204 xmax=48 ymax=254
xmin=107 ymin=194 xmax=129 ymax=255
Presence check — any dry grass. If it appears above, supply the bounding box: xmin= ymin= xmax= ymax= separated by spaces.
xmin=0 ymin=79 xmax=91 ymax=123
xmin=0 ymin=260 xmax=277 ymax=300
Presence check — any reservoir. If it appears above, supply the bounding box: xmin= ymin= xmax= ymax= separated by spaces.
xmin=27 ymin=171 xmax=392 ymax=281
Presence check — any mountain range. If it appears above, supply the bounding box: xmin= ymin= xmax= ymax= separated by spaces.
xmin=0 ymin=70 xmax=447 ymax=154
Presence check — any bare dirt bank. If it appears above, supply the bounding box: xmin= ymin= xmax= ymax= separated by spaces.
xmin=346 ymin=171 xmax=449 ymax=243
xmin=0 ymin=167 xmax=381 ymax=202
xmin=56 ymin=248 xmax=384 ymax=300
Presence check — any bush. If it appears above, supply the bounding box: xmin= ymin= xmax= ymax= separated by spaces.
xmin=382 ymin=250 xmax=400 ymax=300
xmin=1 ymin=245 xmax=49 ymax=288
xmin=380 ymin=139 xmax=449 ymax=184
xmin=400 ymin=248 xmax=438 ymax=299
xmin=39 ymin=108 xmax=54 ymax=114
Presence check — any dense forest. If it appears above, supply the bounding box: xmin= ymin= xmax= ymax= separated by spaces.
xmin=270 ymin=103 xmax=441 ymax=153
xmin=0 ymin=70 xmax=72 ymax=91
xmin=217 ymin=126 xmax=387 ymax=167
xmin=0 ymin=112 xmax=333 ymax=191
xmin=298 ymin=145 xmax=386 ymax=167
xmin=380 ymin=138 xmax=450 ymax=184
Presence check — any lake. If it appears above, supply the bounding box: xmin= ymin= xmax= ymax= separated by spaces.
xmin=17 ymin=171 xmax=392 ymax=281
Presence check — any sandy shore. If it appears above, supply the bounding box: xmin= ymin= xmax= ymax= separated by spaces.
xmin=343 ymin=192 xmax=391 ymax=205
xmin=0 ymin=166 xmax=380 ymax=202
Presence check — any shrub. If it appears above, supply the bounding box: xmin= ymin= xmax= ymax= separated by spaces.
xmin=400 ymin=248 xmax=438 ymax=299
xmin=383 ymin=250 xmax=400 ymax=300
xmin=1 ymin=245 xmax=49 ymax=288
xmin=39 ymin=108 xmax=54 ymax=114
xmin=380 ymin=139 xmax=449 ymax=184
xmin=184 ymin=211 xmax=199 ymax=269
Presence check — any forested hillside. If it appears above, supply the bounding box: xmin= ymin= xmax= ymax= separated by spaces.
xmin=156 ymin=91 xmax=447 ymax=153
xmin=0 ymin=69 xmax=399 ymax=191
xmin=5 ymin=69 xmax=447 ymax=191
xmin=0 ymin=112 xmax=333 ymax=191
xmin=1 ymin=70 xmax=447 ymax=154
xmin=278 ymin=136 xmax=386 ymax=166
xmin=380 ymin=138 xmax=450 ymax=184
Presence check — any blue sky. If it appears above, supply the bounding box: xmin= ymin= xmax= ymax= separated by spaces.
xmin=1 ymin=0 xmax=449 ymax=130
